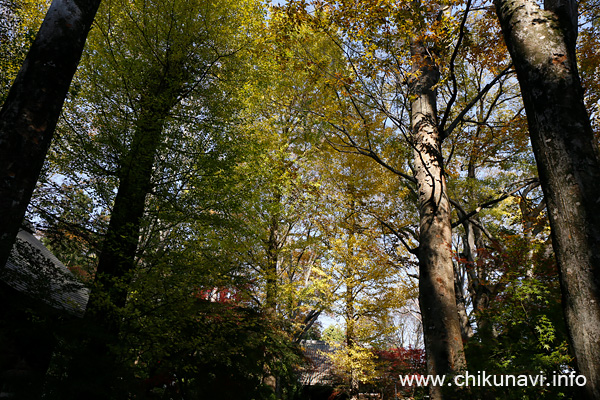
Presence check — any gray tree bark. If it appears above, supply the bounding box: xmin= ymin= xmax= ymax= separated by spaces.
xmin=495 ymin=0 xmax=600 ymax=398
xmin=410 ymin=41 xmax=467 ymax=400
xmin=0 ymin=0 xmax=102 ymax=272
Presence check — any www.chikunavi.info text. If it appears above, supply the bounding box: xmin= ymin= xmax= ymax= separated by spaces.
xmin=399 ymin=371 xmax=586 ymax=387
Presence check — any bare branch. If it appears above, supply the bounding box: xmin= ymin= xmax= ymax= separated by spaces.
xmin=440 ymin=0 xmax=473 ymax=133
xmin=442 ymin=64 xmax=514 ymax=140
xmin=450 ymin=178 xmax=539 ymax=228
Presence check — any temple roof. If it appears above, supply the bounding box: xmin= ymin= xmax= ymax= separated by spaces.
xmin=1 ymin=226 xmax=89 ymax=317
xmin=299 ymin=339 xmax=336 ymax=386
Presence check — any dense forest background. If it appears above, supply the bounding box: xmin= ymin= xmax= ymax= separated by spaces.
xmin=1 ymin=0 xmax=600 ymax=399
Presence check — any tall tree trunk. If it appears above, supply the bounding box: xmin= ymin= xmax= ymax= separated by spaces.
xmin=457 ymin=203 xmax=492 ymax=339
xmin=67 ymin=87 xmax=176 ymax=400
xmin=495 ymin=0 xmax=600 ymax=398
xmin=345 ymin=268 xmax=358 ymax=400
xmin=265 ymin=193 xmax=281 ymax=317
xmin=461 ymin=105 xmax=494 ymax=340
xmin=88 ymin=98 xmax=169 ymax=329
xmin=453 ymin=261 xmax=474 ymax=342
xmin=0 ymin=0 xmax=101 ymax=273
xmin=344 ymin=191 xmax=359 ymax=400
xmin=410 ymin=41 xmax=467 ymax=400
xmin=463 ymin=218 xmax=493 ymax=338
xmin=260 ymin=186 xmax=285 ymax=396
xmin=263 ymin=199 xmax=280 ymax=396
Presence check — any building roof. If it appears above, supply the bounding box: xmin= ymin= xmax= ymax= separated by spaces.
xmin=299 ymin=340 xmax=336 ymax=386
xmin=1 ymin=226 xmax=89 ymax=317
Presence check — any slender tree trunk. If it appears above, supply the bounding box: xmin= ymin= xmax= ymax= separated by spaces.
xmin=457 ymin=210 xmax=492 ymax=339
xmin=344 ymin=192 xmax=359 ymax=400
xmin=461 ymin=105 xmax=494 ymax=339
xmin=263 ymin=211 xmax=280 ymax=396
xmin=67 ymin=85 xmax=177 ymax=400
xmin=265 ymin=194 xmax=281 ymax=317
xmin=88 ymin=99 xmax=169 ymax=328
xmin=495 ymin=0 xmax=600 ymax=398
xmin=262 ymin=194 xmax=281 ymax=396
xmin=0 ymin=0 xmax=101 ymax=273
xmin=86 ymin=50 xmax=185 ymax=322
xmin=453 ymin=261 xmax=474 ymax=342
xmin=346 ymin=273 xmax=359 ymax=400
xmin=410 ymin=40 xmax=467 ymax=400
